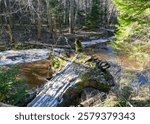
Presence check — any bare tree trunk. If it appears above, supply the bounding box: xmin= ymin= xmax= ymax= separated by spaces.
xmin=85 ymin=0 xmax=88 ymax=18
xmin=63 ymin=0 xmax=69 ymax=27
xmin=4 ymin=0 xmax=15 ymax=44
xmin=107 ymin=4 xmax=116 ymax=25
xmin=57 ymin=15 xmax=62 ymax=34
xmin=104 ymin=0 xmax=108 ymax=26
xmin=74 ymin=0 xmax=79 ymax=27
xmin=27 ymin=0 xmax=35 ymax=29
xmin=53 ymin=16 xmax=57 ymax=44
xmin=69 ymin=0 xmax=74 ymax=34
xmin=37 ymin=0 xmax=42 ymax=41
xmin=46 ymin=0 xmax=53 ymax=38
xmin=57 ymin=1 xmax=62 ymax=34
xmin=0 ymin=0 xmax=2 ymax=42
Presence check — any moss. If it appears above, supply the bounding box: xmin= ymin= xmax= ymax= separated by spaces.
xmin=103 ymin=93 xmax=130 ymax=107
xmin=60 ymin=64 xmax=114 ymax=106
xmin=0 ymin=47 xmax=8 ymax=51
xmin=114 ymin=101 xmax=131 ymax=107
xmin=66 ymin=68 xmax=114 ymax=95
xmin=70 ymin=54 xmax=96 ymax=68
xmin=79 ymin=80 xmax=110 ymax=93
xmin=77 ymin=54 xmax=90 ymax=63
xmin=48 ymin=52 xmax=67 ymax=70
xmin=80 ymin=68 xmax=115 ymax=93
xmin=130 ymin=99 xmax=150 ymax=107
xmin=75 ymin=39 xmax=84 ymax=53
xmin=104 ymin=101 xmax=120 ymax=107
xmin=52 ymin=58 xmax=67 ymax=70
xmin=13 ymin=44 xmax=44 ymax=50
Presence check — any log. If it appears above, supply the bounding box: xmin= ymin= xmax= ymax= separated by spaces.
xmin=82 ymin=36 xmax=116 ymax=48
xmin=27 ymin=61 xmax=87 ymax=107
xmin=23 ymin=42 xmax=71 ymax=49
xmin=22 ymin=36 xmax=116 ymax=49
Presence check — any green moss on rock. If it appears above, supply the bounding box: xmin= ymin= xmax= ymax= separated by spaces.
xmin=59 ymin=68 xmax=114 ymax=106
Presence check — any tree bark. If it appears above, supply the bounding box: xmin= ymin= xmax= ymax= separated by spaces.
xmin=4 ymin=0 xmax=15 ymax=44
xmin=63 ymin=0 xmax=69 ymax=27
xmin=57 ymin=1 xmax=62 ymax=34
xmin=46 ymin=0 xmax=53 ymax=37
xmin=0 ymin=0 xmax=2 ymax=41
xmin=46 ymin=0 xmax=57 ymax=44
xmin=37 ymin=0 xmax=42 ymax=40
xmin=74 ymin=0 xmax=79 ymax=27
xmin=69 ymin=0 xmax=74 ymax=34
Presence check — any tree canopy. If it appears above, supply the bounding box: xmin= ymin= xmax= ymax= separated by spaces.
xmin=113 ymin=0 xmax=150 ymax=56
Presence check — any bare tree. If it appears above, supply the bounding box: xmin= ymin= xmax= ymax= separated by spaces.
xmin=56 ymin=0 xmax=63 ymax=34
xmin=69 ymin=0 xmax=74 ymax=34
xmin=63 ymin=0 xmax=69 ymax=27
xmin=37 ymin=0 xmax=42 ymax=40
xmin=0 ymin=0 xmax=2 ymax=41
xmin=46 ymin=0 xmax=53 ymax=37
xmin=3 ymin=0 xmax=15 ymax=44
xmin=0 ymin=0 xmax=117 ymax=45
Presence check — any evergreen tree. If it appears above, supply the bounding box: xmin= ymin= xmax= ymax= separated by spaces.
xmin=86 ymin=0 xmax=101 ymax=28
xmin=112 ymin=0 xmax=150 ymax=53
xmin=112 ymin=0 xmax=150 ymax=70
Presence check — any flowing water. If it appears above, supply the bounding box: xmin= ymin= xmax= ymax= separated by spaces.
xmin=1 ymin=46 xmax=149 ymax=89
xmin=88 ymin=46 xmax=148 ymax=72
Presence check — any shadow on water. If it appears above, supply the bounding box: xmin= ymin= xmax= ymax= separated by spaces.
xmin=19 ymin=60 xmax=51 ymax=89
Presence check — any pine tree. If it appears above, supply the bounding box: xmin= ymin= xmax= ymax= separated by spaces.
xmin=112 ymin=0 xmax=150 ymax=54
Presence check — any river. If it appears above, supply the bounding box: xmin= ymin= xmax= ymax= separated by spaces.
xmin=0 ymin=37 xmax=150 ymax=106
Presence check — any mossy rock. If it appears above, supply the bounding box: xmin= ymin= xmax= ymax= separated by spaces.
xmin=59 ymin=80 xmax=110 ymax=107
xmin=81 ymin=68 xmax=115 ymax=87
xmin=59 ymin=68 xmax=114 ymax=106
xmin=78 ymin=80 xmax=111 ymax=93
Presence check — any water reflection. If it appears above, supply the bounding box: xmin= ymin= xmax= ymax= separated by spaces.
xmin=20 ymin=60 xmax=51 ymax=89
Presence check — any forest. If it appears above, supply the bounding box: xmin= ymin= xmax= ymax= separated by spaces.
xmin=0 ymin=0 xmax=150 ymax=107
